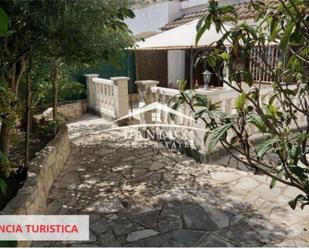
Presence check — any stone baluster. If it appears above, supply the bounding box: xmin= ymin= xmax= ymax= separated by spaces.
xmin=95 ymin=81 xmax=101 ymax=113
xmin=111 ymin=77 xmax=129 ymax=119
xmin=97 ymin=83 xmax=102 ymax=114
xmin=166 ymin=96 xmax=173 ymax=125
xmin=103 ymin=84 xmax=107 ymax=109
xmin=161 ymin=93 xmax=167 ymax=124
xmin=183 ymin=101 xmax=191 ymax=127
xmin=107 ymin=85 xmax=111 ymax=112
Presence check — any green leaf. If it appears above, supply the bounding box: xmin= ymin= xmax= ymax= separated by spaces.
xmin=289 ymin=144 xmax=302 ymax=163
xmin=194 ymin=108 xmax=207 ymax=120
xmin=177 ymin=80 xmax=187 ymax=92
xmin=269 ymin=169 xmax=284 ymax=189
xmin=0 ymin=7 xmax=8 ymax=36
xmin=289 ymin=198 xmax=298 ymax=210
xmin=241 ymin=69 xmax=253 ymax=86
xmin=196 ymin=14 xmax=212 ymax=45
xmin=280 ymin=21 xmax=295 ymax=51
xmin=257 ymin=137 xmax=279 ymax=158
xmin=268 ymin=94 xmax=277 ymax=105
xmin=219 ymin=5 xmax=235 ymax=14
xmin=270 ymin=178 xmax=276 ymax=189
xmin=281 ymin=88 xmax=297 ymax=96
xmin=270 ymin=18 xmax=279 ymax=41
xmin=208 ymin=123 xmax=232 ymax=151
xmin=0 ymin=178 xmax=7 ymax=195
xmin=194 ymin=95 xmax=209 ymax=107
xmin=121 ymin=8 xmax=135 ymax=19
xmin=220 ymin=52 xmax=230 ymax=61
xmin=290 ymin=166 xmax=307 ymax=181
xmin=267 ymin=104 xmax=277 ymax=117
xmin=289 ymin=29 xmax=303 ymax=46
xmin=207 ymin=54 xmax=217 ymax=68
xmin=235 ymin=92 xmax=246 ymax=112
xmin=203 ymin=131 xmax=210 ymax=144
xmin=221 ymin=15 xmax=236 ymax=23
xmin=288 ymin=194 xmax=307 ymax=210
xmin=214 ymin=20 xmax=221 ymax=33
xmin=248 ymin=114 xmax=267 ymax=133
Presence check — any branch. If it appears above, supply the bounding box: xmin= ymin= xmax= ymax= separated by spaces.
xmin=278 ymin=0 xmax=309 ymax=42
xmin=15 ymin=56 xmax=28 ymax=96
xmin=218 ymin=140 xmax=306 ymax=191
xmin=289 ymin=47 xmax=309 ymax=65
xmin=287 ymin=0 xmax=309 ymax=34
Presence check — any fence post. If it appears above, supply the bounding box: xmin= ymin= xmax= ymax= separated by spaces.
xmin=135 ymin=80 xmax=159 ymax=124
xmin=84 ymin=74 xmax=99 ymax=113
xmin=111 ymin=77 xmax=129 ymax=119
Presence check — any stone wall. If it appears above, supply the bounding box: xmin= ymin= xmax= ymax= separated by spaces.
xmin=41 ymin=99 xmax=87 ymax=121
xmin=1 ymin=126 xmax=71 ymax=247
xmin=58 ymin=99 xmax=87 ymax=119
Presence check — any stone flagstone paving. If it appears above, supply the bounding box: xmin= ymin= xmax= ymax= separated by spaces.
xmin=33 ymin=114 xmax=309 ymax=247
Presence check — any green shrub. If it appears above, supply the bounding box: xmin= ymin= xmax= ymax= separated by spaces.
xmin=59 ymin=81 xmax=86 ymax=102
xmin=35 ymin=116 xmax=66 ymax=139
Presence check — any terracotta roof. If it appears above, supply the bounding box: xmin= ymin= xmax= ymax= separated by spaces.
xmin=161 ymin=0 xmax=279 ymax=31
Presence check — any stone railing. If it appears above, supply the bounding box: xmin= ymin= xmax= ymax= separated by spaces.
xmin=85 ymin=74 xmax=129 ymax=120
xmin=148 ymin=83 xmax=304 ymax=130
xmin=136 ymin=80 xmax=306 ymax=162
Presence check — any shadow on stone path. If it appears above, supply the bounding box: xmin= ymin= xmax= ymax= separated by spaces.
xmin=32 ymin=114 xmax=309 ymax=247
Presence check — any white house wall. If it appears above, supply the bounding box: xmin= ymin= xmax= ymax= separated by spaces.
xmin=168 ymin=50 xmax=185 ymax=88
xmin=126 ymin=0 xmax=253 ymax=38
xmin=180 ymin=0 xmax=251 ymax=14
xmin=125 ymin=1 xmax=182 ymax=38
xmin=180 ymin=0 xmax=207 ymax=14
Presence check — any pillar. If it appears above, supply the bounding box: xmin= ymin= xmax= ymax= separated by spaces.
xmin=111 ymin=77 xmax=130 ymax=119
xmin=84 ymin=74 xmax=99 ymax=112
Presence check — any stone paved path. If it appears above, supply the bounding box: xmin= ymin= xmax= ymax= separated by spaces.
xmin=33 ymin=114 xmax=309 ymax=247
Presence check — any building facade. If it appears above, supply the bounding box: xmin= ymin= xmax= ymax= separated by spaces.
xmin=126 ymin=0 xmax=278 ymax=89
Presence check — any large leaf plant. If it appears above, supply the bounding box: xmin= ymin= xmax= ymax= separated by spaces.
xmin=172 ymin=0 xmax=309 ymax=209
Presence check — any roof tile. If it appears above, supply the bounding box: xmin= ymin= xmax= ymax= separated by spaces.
xmin=161 ymin=0 xmax=279 ymax=31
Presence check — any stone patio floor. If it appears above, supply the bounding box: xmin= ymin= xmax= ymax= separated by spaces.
xmin=33 ymin=114 xmax=309 ymax=247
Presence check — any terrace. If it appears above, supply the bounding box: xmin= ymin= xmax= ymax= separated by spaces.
xmin=31 ymin=74 xmax=309 ymax=247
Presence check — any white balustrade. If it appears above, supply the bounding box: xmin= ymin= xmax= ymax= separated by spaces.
xmin=148 ymin=83 xmax=305 ymax=135
xmin=134 ymin=80 xmax=306 ymax=159
xmin=85 ymin=75 xmax=129 ymax=120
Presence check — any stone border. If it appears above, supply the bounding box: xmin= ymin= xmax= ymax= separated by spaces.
xmin=57 ymin=99 xmax=87 ymax=119
xmin=39 ymin=99 xmax=87 ymax=121
xmin=36 ymin=99 xmax=87 ymax=114
xmin=1 ymin=126 xmax=70 ymax=246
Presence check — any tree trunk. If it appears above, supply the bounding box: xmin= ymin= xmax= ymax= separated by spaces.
xmin=0 ymin=124 xmax=11 ymax=156
xmin=0 ymin=65 xmax=16 ymax=158
xmin=0 ymin=56 xmax=27 ymax=171
xmin=51 ymin=63 xmax=59 ymax=136
xmin=24 ymin=60 xmax=32 ymax=170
